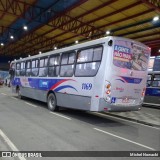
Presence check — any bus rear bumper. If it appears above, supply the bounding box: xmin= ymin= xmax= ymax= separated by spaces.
xmin=99 ymin=98 xmax=141 ymax=112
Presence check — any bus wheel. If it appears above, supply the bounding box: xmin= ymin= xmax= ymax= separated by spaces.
xmin=47 ymin=93 xmax=58 ymax=111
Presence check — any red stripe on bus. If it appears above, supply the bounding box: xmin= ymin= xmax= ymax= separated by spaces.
xmin=50 ymin=79 xmax=77 ymax=91
xmin=50 ymin=79 xmax=69 ymax=90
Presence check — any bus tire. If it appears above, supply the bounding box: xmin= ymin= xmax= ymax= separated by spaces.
xmin=47 ymin=93 xmax=58 ymax=111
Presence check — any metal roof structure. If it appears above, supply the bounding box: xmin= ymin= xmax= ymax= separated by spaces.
xmin=0 ymin=0 xmax=160 ymax=58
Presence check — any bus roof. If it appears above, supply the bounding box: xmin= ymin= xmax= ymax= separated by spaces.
xmin=12 ymin=36 xmax=149 ymax=63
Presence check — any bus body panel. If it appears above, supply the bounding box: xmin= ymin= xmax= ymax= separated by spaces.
xmin=144 ymin=95 xmax=160 ymax=106
xmin=99 ymin=98 xmax=141 ymax=111
xmin=56 ymin=93 xmax=91 ymax=110
xmin=21 ymin=86 xmax=48 ymax=102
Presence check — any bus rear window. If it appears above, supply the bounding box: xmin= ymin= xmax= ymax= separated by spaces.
xmin=113 ymin=41 xmax=150 ymax=71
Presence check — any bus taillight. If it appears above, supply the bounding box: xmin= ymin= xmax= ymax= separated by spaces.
xmin=106 ymin=90 xmax=111 ymax=95
xmin=141 ymin=88 xmax=146 ymax=97
xmin=104 ymin=81 xmax=111 ymax=102
xmin=106 ymin=84 xmax=111 ymax=89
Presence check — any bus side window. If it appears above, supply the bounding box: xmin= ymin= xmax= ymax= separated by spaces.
xmin=20 ymin=62 xmax=25 ymax=76
xmin=147 ymin=80 xmax=151 ymax=87
xmin=16 ymin=63 xmax=21 ymax=76
xmin=93 ymin=47 xmax=103 ymax=61
xmin=26 ymin=60 xmax=31 ymax=76
xmin=147 ymin=74 xmax=152 ymax=81
xmin=158 ymin=81 xmax=160 ymax=87
xmin=48 ymin=54 xmax=60 ymax=77
xmin=152 ymin=74 xmax=160 ymax=87
xmin=39 ymin=57 xmax=48 ymax=77
xmin=60 ymin=52 xmax=75 ymax=77
xmin=32 ymin=59 xmax=39 ymax=77
xmin=154 ymin=74 xmax=160 ymax=80
xmin=152 ymin=81 xmax=159 ymax=87
xmin=75 ymin=46 xmax=103 ymax=77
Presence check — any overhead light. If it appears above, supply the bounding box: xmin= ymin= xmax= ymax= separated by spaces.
xmin=153 ymin=16 xmax=159 ymax=21
xmin=54 ymin=47 xmax=57 ymax=50
xmin=23 ymin=26 xmax=28 ymax=31
xmin=75 ymin=40 xmax=79 ymax=44
xmin=10 ymin=35 xmax=14 ymax=39
xmin=158 ymin=49 xmax=160 ymax=52
xmin=0 ymin=43 xmax=4 ymax=46
xmin=106 ymin=31 xmax=110 ymax=35
xmin=39 ymin=51 xmax=42 ymax=54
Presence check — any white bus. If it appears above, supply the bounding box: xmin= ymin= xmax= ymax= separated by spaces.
xmin=9 ymin=36 xmax=150 ymax=112
xmin=144 ymin=71 xmax=160 ymax=107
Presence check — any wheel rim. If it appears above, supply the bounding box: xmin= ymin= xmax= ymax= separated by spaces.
xmin=49 ymin=96 xmax=55 ymax=109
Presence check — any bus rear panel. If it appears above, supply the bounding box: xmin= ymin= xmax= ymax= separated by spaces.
xmin=99 ymin=37 xmax=150 ymax=112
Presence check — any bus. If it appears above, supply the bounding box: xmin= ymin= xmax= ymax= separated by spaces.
xmin=144 ymin=71 xmax=160 ymax=107
xmin=9 ymin=36 xmax=150 ymax=112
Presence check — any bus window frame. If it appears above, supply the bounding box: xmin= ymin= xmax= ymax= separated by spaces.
xmin=147 ymin=73 xmax=160 ymax=88
xmin=48 ymin=54 xmax=60 ymax=77
xmin=38 ymin=56 xmax=49 ymax=77
xmin=31 ymin=59 xmax=39 ymax=77
xmin=20 ymin=61 xmax=26 ymax=76
xmin=75 ymin=45 xmax=103 ymax=77
xmin=25 ymin=60 xmax=32 ymax=77
xmin=60 ymin=51 xmax=76 ymax=77
xmin=16 ymin=62 xmax=21 ymax=76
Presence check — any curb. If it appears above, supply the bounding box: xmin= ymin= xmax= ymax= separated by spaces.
xmin=142 ymin=104 xmax=160 ymax=110
xmin=103 ymin=112 xmax=160 ymax=128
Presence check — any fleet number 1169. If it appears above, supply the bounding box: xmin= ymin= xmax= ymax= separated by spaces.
xmin=82 ymin=83 xmax=92 ymax=90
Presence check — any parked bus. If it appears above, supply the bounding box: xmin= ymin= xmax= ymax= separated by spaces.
xmin=144 ymin=71 xmax=160 ymax=107
xmin=9 ymin=36 xmax=150 ymax=112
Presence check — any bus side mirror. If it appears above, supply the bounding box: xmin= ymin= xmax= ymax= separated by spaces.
xmin=108 ymin=40 xmax=113 ymax=46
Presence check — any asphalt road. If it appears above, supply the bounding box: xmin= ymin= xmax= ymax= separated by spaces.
xmin=0 ymin=86 xmax=159 ymax=160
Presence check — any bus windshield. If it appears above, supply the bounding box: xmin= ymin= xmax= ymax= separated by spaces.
xmin=113 ymin=40 xmax=150 ymax=71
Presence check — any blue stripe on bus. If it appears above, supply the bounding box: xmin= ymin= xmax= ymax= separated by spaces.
xmin=118 ymin=76 xmax=142 ymax=84
xmin=13 ymin=78 xmax=77 ymax=92
xmin=145 ymin=88 xmax=160 ymax=96
xmin=54 ymin=85 xmax=78 ymax=92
